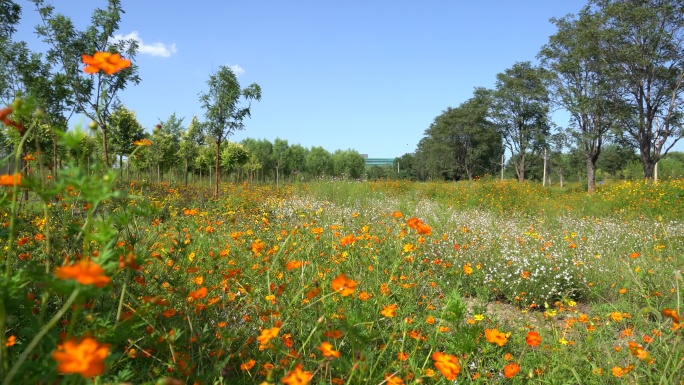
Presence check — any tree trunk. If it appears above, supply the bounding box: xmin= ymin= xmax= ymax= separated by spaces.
xmin=641 ymin=157 xmax=656 ymax=180
xmin=157 ymin=163 xmax=161 ymax=183
xmin=120 ymin=154 xmax=124 ymax=180
xmin=214 ymin=141 xmax=221 ymax=198
xmin=101 ymin=123 xmax=110 ymax=167
xmin=586 ymin=154 xmax=596 ymax=193
xmin=184 ymin=158 xmax=189 ymax=186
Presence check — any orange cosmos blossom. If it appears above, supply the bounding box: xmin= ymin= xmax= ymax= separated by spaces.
xmin=55 ymin=260 xmax=111 ymax=287
xmin=485 ymin=328 xmax=508 ymax=347
xmin=339 ymin=234 xmax=355 ymax=246
xmin=331 ymin=273 xmax=357 ymax=296
xmin=0 ymin=173 xmax=21 ymax=187
xmin=526 ymin=331 xmax=542 ymax=347
xmin=52 ymin=337 xmax=109 ymax=378
xmin=82 ymin=52 xmax=131 ymax=75
xmin=282 ymin=364 xmax=313 ymax=385
xmin=187 ymin=287 xmax=207 ymax=300
xmin=432 ymin=351 xmax=460 ymax=380
xmin=381 ymin=304 xmax=398 ymax=318
xmin=318 ymin=341 xmax=341 ymax=358
xmin=406 ymin=217 xmax=432 ymax=235
xmin=257 ymin=327 xmax=280 ymax=347
xmin=503 ymin=363 xmax=520 ymax=378
xmin=133 ymin=138 xmax=152 ymax=147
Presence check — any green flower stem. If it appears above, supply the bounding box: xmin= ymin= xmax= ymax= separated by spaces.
xmin=3 ymin=123 xmax=34 ymax=279
xmin=3 ymin=288 xmax=80 ymax=385
xmin=115 ymin=268 xmax=131 ymax=323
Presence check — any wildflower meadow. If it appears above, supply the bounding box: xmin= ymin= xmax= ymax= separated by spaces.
xmin=1 ymin=53 xmax=684 ymax=385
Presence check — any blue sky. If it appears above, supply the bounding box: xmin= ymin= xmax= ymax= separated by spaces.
xmin=15 ymin=1 xmax=619 ymax=158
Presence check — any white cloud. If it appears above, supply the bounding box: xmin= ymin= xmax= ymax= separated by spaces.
xmin=229 ymin=64 xmax=245 ymax=76
xmin=112 ymin=31 xmax=177 ymax=58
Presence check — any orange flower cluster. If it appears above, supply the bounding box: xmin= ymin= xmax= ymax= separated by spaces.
xmin=55 ymin=260 xmax=111 ymax=287
xmin=52 ymin=337 xmax=109 ymax=378
xmin=406 ymin=217 xmax=432 ymax=235
xmin=0 ymin=173 xmax=21 ymax=187
xmin=432 ymin=352 xmax=460 ymax=380
xmin=82 ymin=52 xmax=131 ymax=75
xmin=485 ymin=328 xmax=508 ymax=346
xmin=331 ymin=273 xmax=357 ymax=296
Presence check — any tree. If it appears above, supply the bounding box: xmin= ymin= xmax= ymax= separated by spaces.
xmin=540 ymin=8 xmax=614 ymax=192
xmin=332 ymin=149 xmax=365 ymax=179
xmin=490 ymin=62 xmax=552 ymax=182
xmin=31 ymin=0 xmax=141 ymax=167
xmin=593 ymin=0 xmax=684 ymax=179
xmin=306 ymin=146 xmax=333 ymax=178
xmin=199 ymin=66 xmax=261 ymax=198
xmin=284 ymin=143 xmax=308 ymax=180
xmin=271 ymin=138 xmax=289 ymax=186
xmin=178 ymin=116 xmax=203 ymax=185
xmin=416 ymin=93 xmax=503 ymax=181
xmin=0 ymin=0 xmax=22 ymax=105
xmin=109 ymin=105 xmax=144 ymax=179
xmin=241 ymin=138 xmax=273 ymax=182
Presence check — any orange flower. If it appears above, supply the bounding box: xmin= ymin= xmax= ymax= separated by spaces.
xmin=339 ymin=234 xmax=355 ymax=246
xmin=0 ymin=107 xmax=23 ymax=132
xmin=0 ymin=173 xmax=21 ymax=187
xmin=331 ymin=273 xmax=357 ymax=296
xmin=133 ymin=138 xmax=152 ymax=147
xmin=162 ymin=308 xmax=177 ymax=318
xmin=485 ymin=328 xmax=508 ymax=347
xmin=526 ymin=331 xmax=541 ymax=347
xmin=358 ymin=291 xmax=371 ymax=300
xmin=503 ymin=363 xmax=520 ymax=378
xmin=406 ymin=217 xmax=432 ymax=235
xmin=318 ymin=342 xmax=341 ymax=358
xmin=397 ymin=352 xmax=409 ymax=361
xmin=240 ymin=359 xmax=256 ymax=371
xmin=257 ymin=327 xmax=280 ymax=347
xmin=251 ymin=239 xmax=265 ymax=254
xmin=662 ymin=308 xmax=681 ymax=323
xmin=282 ymin=363 xmax=313 ymax=385
xmin=391 ymin=211 xmax=403 ymax=218
xmin=187 ymin=287 xmax=207 ymax=300
xmin=286 ymin=260 xmax=303 ymax=270
xmin=463 ymin=263 xmax=473 ymax=275
xmin=52 ymin=337 xmax=109 ymax=378
xmin=432 ymin=352 xmax=460 ymax=380
xmin=5 ymin=335 xmax=16 ymax=347
xmin=323 ymin=330 xmax=343 ymax=339
xmin=381 ymin=304 xmax=398 ymax=318
xmin=611 ymin=366 xmax=623 ymax=377
xmin=55 ymin=260 xmax=111 ymax=287
xmin=82 ymin=52 xmax=131 ymax=75
xmin=384 ymin=373 xmax=405 ymax=385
